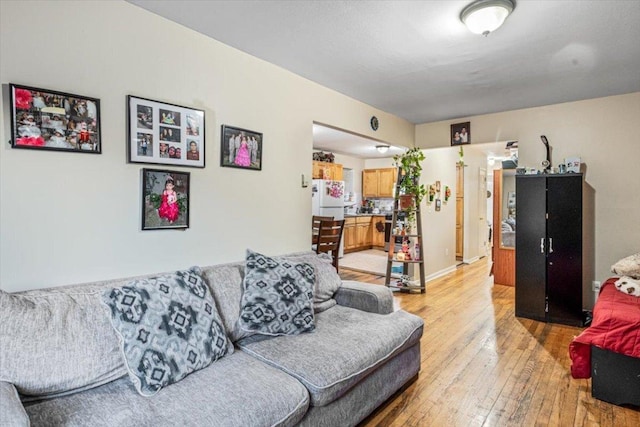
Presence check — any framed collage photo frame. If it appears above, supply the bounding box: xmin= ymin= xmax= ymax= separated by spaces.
xmin=128 ymin=96 xmax=205 ymax=168
xmin=141 ymin=168 xmax=190 ymax=230
xmin=451 ymin=122 xmax=470 ymax=146
xmin=9 ymin=83 xmax=101 ymax=153
xmin=220 ymin=125 xmax=263 ymax=171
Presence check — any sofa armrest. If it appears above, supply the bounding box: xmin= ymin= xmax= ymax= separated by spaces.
xmin=334 ymin=281 xmax=394 ymax=314
xmin=0 ymin=381 xmax=29 ymax=426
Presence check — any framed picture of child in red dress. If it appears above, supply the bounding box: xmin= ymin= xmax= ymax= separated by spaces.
xmin=128 ymin=96 xmax=205 ymax=168
xmin=141 ymin=168 xmax=190 ymax=230
xmin=9 ymin=83 xmax=101 ymax=153
xmin=220 ymin=125 xmax=262 ymax=171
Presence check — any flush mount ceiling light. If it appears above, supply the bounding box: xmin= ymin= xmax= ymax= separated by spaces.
xmin=376 ymin=145 xmax=389 ymax=154
xmin=461 ymin=0 xmax=515 ymax=36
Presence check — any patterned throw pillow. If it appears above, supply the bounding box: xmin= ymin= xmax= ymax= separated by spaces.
xmin=102 ymin=267 xmax=230 ymax=396
xmin=239 ymin=249 xmax=315 ymax=336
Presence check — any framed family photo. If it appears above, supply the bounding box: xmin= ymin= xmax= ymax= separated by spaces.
xmin=220 ymin=125 xmax=262 ymax=171
xmin=128 ymin=96 xmax=205 ymax=168
xmin=451 ymin=122 xmax=470 ymax=146
xmin=141 ymin=168 xmax=190 ymax=230
xmin=9 ymin=83 xmax=101 ymax=153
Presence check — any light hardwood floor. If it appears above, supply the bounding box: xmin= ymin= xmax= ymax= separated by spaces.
xmin=339 ymin=258 xmax=640 ymax=427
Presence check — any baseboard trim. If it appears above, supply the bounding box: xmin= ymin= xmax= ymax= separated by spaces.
xmin=425 ymin=265 xmax=457 ymax=282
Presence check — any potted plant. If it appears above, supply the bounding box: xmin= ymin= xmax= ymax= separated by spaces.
xmin=393 ymin=147 xmax=427 ymax=224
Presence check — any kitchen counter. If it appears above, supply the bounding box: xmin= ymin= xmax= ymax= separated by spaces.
xmin=345 ymin=213 xmax=388 ymax=218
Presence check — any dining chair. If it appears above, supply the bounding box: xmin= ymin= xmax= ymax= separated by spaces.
xmin=312 ymin=215 xmax=333 ymax=249
xmin=315 ymin=219 xmax=345 ymax=271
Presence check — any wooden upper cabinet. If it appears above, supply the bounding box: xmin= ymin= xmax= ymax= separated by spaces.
xmin=362 ymin=169 xmax=379 ymax=197
xmin=377 ymin=168 xmax=396 ymax=197
xmin=362 ymin=168 xmax=396 ymax=198
xmin=312 ymin=161 xmax=343 ymax=180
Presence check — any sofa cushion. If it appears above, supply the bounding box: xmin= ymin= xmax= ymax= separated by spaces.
xmin=281 ymin=252 xmax=341 ymax=313
xmin=239 ymin=250 xmax=315 ymax=336
xmin=201 ymin=261 xmax=249 ymax=342
xmin=0 ymin=288 xmax=126 ymax=399
xmin=201 ymin=252 xmax=340 ymax=343
xmin=24 ymin=351 xmax=309 ymax=427
xmin=237 ymin=305 xmax=424 ymax=406
xmin=102 ymin=267 xmax=231 ymax=396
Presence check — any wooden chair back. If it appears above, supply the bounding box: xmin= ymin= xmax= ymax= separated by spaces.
xmin=315 ymin=219 xmax=345 ymax=271
xmin=312 ymin=215 xmax=333 ymax=246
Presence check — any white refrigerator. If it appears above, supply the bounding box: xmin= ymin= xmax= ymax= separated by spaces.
xmin=312 ymin=179 xmax=345 ymax=257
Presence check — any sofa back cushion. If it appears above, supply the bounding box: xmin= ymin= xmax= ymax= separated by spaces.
xmin=0 ymin=287 xmax=127 ymax=399
xmin=201 ymin=251 xmax=341 ymax=343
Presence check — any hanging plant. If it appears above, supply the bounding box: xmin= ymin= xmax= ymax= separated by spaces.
xmin=393 ymin=147 xmax=427 ymax=224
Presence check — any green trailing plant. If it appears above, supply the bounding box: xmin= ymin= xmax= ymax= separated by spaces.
xmin=393 ymin=147 xmax=427 ymax=224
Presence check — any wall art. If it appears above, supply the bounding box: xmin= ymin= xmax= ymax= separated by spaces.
xmin=141 ymin=168 xmax=190 ymax=230
xmin=451 ymin=121 xmax=470 ymax=146
xmin=220 ymin=125 xmax=262 ymax=171
xmin=9 ymin=83 xmax=101 ymax=153
xmin=128 ymin=96 xmax=205 ymax=168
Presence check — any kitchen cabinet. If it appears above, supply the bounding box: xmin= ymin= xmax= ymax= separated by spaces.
xmin=362 ymin=168 xmax=396 ymax=198
xmin=313 ymin=161 xmax=343 ymax=180
xmin=343 ymin=215 xmax=384 ymax=253
xmin=371 ymin=216 xmax=385 ymax=248
xmin=515 ymin=174 xmax=584 ymax=326
xmin=344 ymin=217 xmax=357 ymax=251
xmin=355 ymin=216 xmax=372 ymax=248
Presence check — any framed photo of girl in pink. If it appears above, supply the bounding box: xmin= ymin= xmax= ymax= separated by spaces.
xmin=141 ymin=168 xmax=190 ymax=230
xmin=220 ymin=125 xmax=263 ymax=171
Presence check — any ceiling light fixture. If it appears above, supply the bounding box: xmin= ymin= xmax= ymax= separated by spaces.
xmin=461 ymin=0 xmax=514 ymax=36
xmin=376 ymin=145 xmax=389 ymax=154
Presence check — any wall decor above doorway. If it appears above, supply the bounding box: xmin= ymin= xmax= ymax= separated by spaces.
xmin=451 ymin=121 xmax=470 ymax=146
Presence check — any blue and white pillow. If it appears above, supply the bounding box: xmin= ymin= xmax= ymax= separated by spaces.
xmin=239 ymin=249 xmax=315 ymax=336
xmin=102 ymin=267 xmax=231 ymax=396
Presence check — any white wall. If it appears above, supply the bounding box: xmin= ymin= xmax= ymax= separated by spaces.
xmin=419 ymin=148 xmax=459 ymax=278
xmin=416 ymin=92 xmax=640 ymax=304
xmin=0 ymin=1 xmax=414 ymax=291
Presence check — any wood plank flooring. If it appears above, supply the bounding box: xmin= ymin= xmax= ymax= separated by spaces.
xmin=339 ymin=258 xmax=640 ymax=427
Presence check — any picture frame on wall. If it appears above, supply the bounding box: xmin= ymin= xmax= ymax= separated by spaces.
xmin=141 ymin=168 xmax=190 ymax=230
xmin=9 ymin=83 xmax=101 ymax=153
xmin=220 ymin=125 xmax=263 ymax=171
xmin=451 ymin=121 xmax=470 ymax=146
xmin=128 ymin=96 xmax=205 ymax=168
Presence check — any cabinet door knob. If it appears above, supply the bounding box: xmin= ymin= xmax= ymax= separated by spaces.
xmin=549 ymin=238 xmax=554 ymax=253
xmin=540 ymin=238 xmax=545 ymax=254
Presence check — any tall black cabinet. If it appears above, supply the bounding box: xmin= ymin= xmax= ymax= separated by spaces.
xmin=515 ymin=174 xmax=583 ymax=326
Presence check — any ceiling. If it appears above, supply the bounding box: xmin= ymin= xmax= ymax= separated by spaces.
xmin=312 ymin=124 xmax=407 ymax=159
xmin=128 ymin=0 xmax=640 ymax=158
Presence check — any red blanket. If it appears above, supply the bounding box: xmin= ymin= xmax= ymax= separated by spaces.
xmin=569 ymin=278 xmax=640 ymax=378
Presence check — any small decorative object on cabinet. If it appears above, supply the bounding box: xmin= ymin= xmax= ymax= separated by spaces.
xmin=515 ymin=173 xmax=585 ymax=326
xmin=385 ymin=168 xmax=426 ymax=293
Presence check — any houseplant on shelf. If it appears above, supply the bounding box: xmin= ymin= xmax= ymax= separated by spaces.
xmin=393 ymin=147 xmax=427 ymax=225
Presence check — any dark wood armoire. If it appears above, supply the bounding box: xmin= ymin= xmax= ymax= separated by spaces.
xmin=515 ymin=173 xmax=584 ymax=326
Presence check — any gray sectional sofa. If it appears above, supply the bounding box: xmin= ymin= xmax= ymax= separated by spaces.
xmin=0 ymin=251 xmax=424 ymax=427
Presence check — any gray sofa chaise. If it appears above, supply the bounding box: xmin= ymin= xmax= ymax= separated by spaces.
xmin=0 ymin=251 xmax=424 ymax=427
